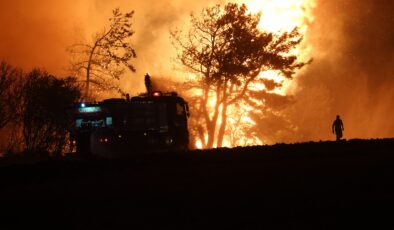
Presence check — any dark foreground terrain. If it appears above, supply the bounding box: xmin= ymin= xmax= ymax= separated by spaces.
xmin=1 ymin=139 xmax=394 ymax=229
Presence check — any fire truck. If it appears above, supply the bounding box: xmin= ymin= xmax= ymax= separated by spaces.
xmin=70 ymin=91 xmax=190 ymax=157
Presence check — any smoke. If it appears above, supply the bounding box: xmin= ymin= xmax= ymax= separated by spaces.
xmin=285 ymin=0 xmax=394 ymax=141
xmin=0 ymin=0 xmax=88 ymax=74
xmin=1 ymin=0 xmax=394 ymax=143
xmin=0 ymin=0 xmax=219 ymax=93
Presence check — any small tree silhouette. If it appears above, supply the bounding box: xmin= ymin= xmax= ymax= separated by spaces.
xmin=21 ymin=70 xmax=81 ymax=154
xmin=0 ymin=61 xmax=24 ymax=130
xmin=69 ymin=8 xmax=136 ymax=99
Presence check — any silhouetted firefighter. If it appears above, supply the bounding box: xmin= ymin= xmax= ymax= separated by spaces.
xmin=145 ymin=73 xmax=153 ymax=96
xmin=332 ymin=115 xmax=344 ymax=141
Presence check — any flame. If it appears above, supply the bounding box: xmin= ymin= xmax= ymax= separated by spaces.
xmin=196 ymin=0 xmax=317 ymax=149
xmin=241 ymin=0 xmax=316 ymax=94
xmin=243 ymin=0 xmax=316 ymax=34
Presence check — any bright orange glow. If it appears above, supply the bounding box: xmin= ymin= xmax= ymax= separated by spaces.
xmin=241 ymin=0 xmax=316 ymax=91
xmin=244 ymin=0 xmax=316 ymax=34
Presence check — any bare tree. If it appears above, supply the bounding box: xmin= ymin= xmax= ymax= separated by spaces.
xmin=171 ymin=3 xmax=308 ymax=148
xmin=69 ymin=8 xmax=137 ymax=98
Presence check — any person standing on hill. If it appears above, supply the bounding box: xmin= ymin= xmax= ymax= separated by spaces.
xmin=332 ymin=115 xmax=344 ymax=141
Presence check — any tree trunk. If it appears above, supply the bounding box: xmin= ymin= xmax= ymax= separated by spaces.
xmin=85 ymin=52 xmax=93 ymax=99
xmin=197 ymin=124 xmax=206 ymax=149
xmin=216 ymin=80 xmax=230 ymax=148
xmin=216 ymin=102 xmax=228 ymax=148
xmin=205 ymin=81 xmax=222 ymax=148
xmin=85 ymin=40 xmax=100 ymax=99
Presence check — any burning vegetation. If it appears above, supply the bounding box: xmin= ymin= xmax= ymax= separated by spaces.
xmin=171 ymin=3 xmax=309 ymax=148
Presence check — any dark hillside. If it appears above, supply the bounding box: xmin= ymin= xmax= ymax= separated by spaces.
xmin=1 ymin=139 xmax=394 ymax=229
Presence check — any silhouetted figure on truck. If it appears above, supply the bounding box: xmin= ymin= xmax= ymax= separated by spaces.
xmin=145 ymin=73 xmax=153 ymax=96
xmin=332 ymin=115 xmax=344 ymax=141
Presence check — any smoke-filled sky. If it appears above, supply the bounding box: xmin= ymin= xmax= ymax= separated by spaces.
xmin=1 ymin=0 xmax=394 ymax=142
xmin=290 ymin=0 xmax=394 ymax=141
xmin=0 ymin=0 xmax=220 ymax=91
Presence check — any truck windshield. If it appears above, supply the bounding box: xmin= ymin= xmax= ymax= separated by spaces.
xmin=75 ymin=116 xmax=107 ymax=129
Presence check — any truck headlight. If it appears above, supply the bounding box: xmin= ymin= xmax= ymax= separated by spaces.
xmin=165 ymin=137 xmax=174 ymax=145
